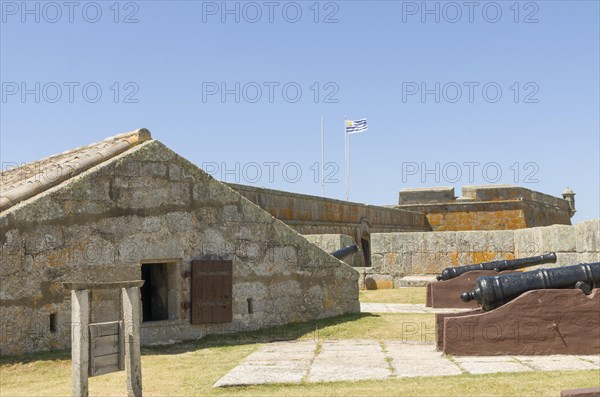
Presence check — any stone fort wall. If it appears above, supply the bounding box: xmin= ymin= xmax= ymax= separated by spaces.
xmin=229 ymin=184 xmax=574 ymax=236
xmin=365 ymin=220 xmax=599 ymax=289
xmin=229 ymin=184 xmax=433 ymax=267
xmin=396 ymin=185 xmax=573 ymax=231
xmin=229 ymin=183 xmax=431 ymax=236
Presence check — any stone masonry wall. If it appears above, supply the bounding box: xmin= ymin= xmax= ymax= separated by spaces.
xmin=397 ymin=186 xmax=573 ymax=231
xmin=425 ymin=207 xmax=527 ymax=231
xmin=304 ymin=234 xmax=361 ymax=268
xmin=229 ymin=183 xmax=431 ymax=238
xmin=368 ymin=220 xmax=599 ymax=288
xmin=0 ymin=141 xmax=359 ymax=356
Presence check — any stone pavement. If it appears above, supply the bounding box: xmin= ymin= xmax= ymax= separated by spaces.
xmin=213 ymin=340 xmax=600 ymax=387
xmin=360 ymin=302 xmax=472 ymax=314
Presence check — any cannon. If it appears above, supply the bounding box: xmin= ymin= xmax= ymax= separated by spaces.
xmin=461 ymin=262 xmax=600 ymax=311
xmin=330 ymin=244 xmax=358 ymax=260
xmin=436 ymin=252 xmax=557 ymax=281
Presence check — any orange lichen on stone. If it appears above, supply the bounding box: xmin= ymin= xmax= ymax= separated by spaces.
xmin=450 ymin=251 xmax=514 ymax=267
xmin=385 ymin=252 xmax=397 ymax=271
xmin=375 ymin=279 xmax=394 ymax=289
xmin=449 ymin=251 xmax=460 ymax=266
xmin=46 ymin=253 xmax=63 ymax=267
xmin=426 ymin=210 xmax=528 ymax=231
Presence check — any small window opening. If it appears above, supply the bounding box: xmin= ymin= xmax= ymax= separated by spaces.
xmin=247 ymin=298 xmax=254 ymax=314
xmin=49 ymin=313 xmax=57 ymax=333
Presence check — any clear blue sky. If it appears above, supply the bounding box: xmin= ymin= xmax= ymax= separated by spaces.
xmin=1 ymin=1 xmax=598 ymax=223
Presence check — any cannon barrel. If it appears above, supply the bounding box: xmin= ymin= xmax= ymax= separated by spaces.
xmin=461 ymin=262 xmax=600 ymax=311
xmin=330 ymin=244 xmax=359 ymax=260
xmin=436 ymin=252 xmax=557 ymax=281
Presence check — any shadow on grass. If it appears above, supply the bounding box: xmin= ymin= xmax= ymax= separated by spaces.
xmin=144 ymin=312 xmax=380 ymax=356
xmin=0 ymin=349 xmax=71 ymax=366
xmin=0 ymin=312 xmax=379 ymax=364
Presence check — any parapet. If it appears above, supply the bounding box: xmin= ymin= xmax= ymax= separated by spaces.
xmin=398 ymin=186 xmax=456 ymax=205
xmin=397 ymin=185 xmax=574 ymax=230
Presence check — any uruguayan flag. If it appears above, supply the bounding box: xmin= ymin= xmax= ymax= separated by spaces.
xmin=345 ymin=118 xmax=368 ymax=134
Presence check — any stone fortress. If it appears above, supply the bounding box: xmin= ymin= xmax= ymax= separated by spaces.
xmin=1 ymin=129 xmax=597 ymax=355
xmin=230 ymin=173 xmax=595 ymax=290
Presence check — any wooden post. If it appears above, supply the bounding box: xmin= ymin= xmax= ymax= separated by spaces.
xmin=71 ymin=289 xmax=90 ymax=397
xmin=122 ymin=287 xmax=142 ymax=397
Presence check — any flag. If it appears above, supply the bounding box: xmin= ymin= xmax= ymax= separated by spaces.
xmin=345 ymin=118 xmax=368 ymax=134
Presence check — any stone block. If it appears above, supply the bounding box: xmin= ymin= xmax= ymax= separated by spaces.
xmin=133 ymin=142 xmax=176 ymax=162
xmin=12 ymin=195 xmax=64 ymax=222
xmin=168 ymin=164 xmax=187 ymax=181
xmin=0 ymin=264 xmax=36 ymax=301
xmin=364 ymin=274 xmax=393 ymax=290
xmin=222 ymin=205 xmax=242 ymax=223
xmin=455 ymin=230 xmax=513 ymax=253
xmin=124 ymin=182 xmax=191 ymax=209
xmin=23 ymin=226 xmax=64 ymax=255
xmin=576 ymin=220 xmax=600 ymax=253
xmin=539 ymin=224 xmax=577 ymax=253
xmin=370 ymin=253 xmax=384 ymax=270
xmin=410 ymin=249 xmax=464 ymax=274
xmin=234 ymin=282 xmax=268 ymax=300
xmin=423 ymin=232 xmax=458 ymax=254
xmin=514 ymin=227 xmax=543 ymax=256
xmin=165 ymin=211 xmax=195 ymax=233
xmin=553 ymin=252 xmax=583 ymax=268
xmin=577 ymin=252 xmax=600 ymax=264
xmin=140 ymin=216 xmax=162 ymax=233
xmin=138 ymin=162 xmax=168 ymax=177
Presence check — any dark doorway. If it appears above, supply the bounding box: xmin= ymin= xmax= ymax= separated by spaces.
xmin=361 ymin=235 xmax=372 ymax=267
xmin=141 ymin=263 xmax=170 ymax=322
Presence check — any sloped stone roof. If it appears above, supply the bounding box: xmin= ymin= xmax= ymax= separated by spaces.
xmin=0 ymin=129 xmax=151 ymax=212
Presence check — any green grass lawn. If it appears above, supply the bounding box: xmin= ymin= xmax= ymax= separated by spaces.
xmin=360 ymin=287 xmax=426 ymax=304
xmin=1 ymin=289 xmax=598 ymax=396
xmin=3 ymin=346 xmax=596 ymax=397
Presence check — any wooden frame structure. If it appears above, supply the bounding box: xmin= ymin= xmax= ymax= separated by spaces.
xmin=64 ymin=281 xmax=144 ymax=397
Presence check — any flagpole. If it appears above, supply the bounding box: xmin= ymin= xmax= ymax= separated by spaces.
xmin=321 ymin=117 xmax=324 ymax=197
xmin=344 ymin=116 xmax=349 ymax=201
xmin=347 ymin=127 xmax=350 ymax=201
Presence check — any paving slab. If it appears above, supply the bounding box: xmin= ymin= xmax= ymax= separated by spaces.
xmin=513 ymin=355 xmax=600 ymax=371
xmin=214 ymin=366 xmax=305 ymax=386
xmin=308 ymin=339 xmax=391 ymax=382
xmin=454 ymin=356 xmax=532 ymax=374
xmin=385 ymin=341 xmax=463 ymax=378
xmin=578 ymin=355 xmax=600 ymax=366
xmin=213 ymin=340 xmax=316 ymax=387
xmin=309 ymin=365 xmax=391 ymax=382
xmin=213 ymin=339 xmax=600 ymax=387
